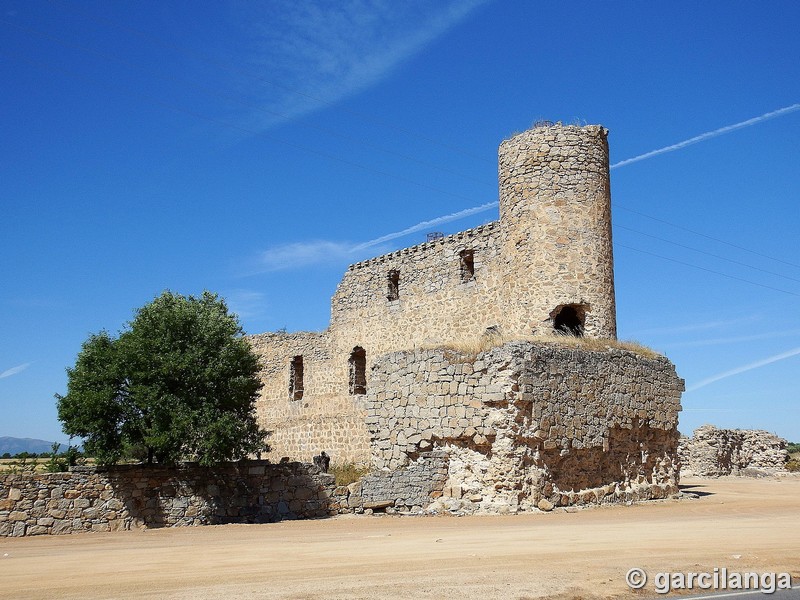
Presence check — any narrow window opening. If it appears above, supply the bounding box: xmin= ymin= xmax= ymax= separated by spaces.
xmin=459 ymin=249 xmax=475 ymax=282
xmin=349 ymin=346 xmax=367 ymax=395
xmin=289 ymin=355 xmax=304 ymax=400
xmin=552 ymin=304 xmax=585 ymax=337
xmin=387 ymin=270 xmax=400 ymax=301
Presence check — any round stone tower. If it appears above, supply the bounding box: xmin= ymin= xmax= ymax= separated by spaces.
xmin=498 ymin=123 xmax=616 ymax=339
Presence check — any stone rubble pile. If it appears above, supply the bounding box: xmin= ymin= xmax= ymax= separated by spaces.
xmin=678 ymin=425 xmax=788 ymax=476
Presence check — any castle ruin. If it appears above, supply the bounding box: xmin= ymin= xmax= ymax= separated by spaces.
xmin=249 ymin=123 xmax=684 ymax=513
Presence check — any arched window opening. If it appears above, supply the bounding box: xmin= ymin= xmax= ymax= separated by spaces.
xmin=349 ymin=346 xmax=367 ymax=395
xmin=552 ymin=304 xmax=585 ymax=337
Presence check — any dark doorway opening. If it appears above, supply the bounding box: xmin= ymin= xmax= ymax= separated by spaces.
xmin=552 ymin=305 xmax=585 ymax=337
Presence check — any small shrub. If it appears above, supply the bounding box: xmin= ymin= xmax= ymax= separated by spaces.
xmin=786 ymin=459 xmax=800 ymax=473
xmin=44 ymin=443 xmax=67 ymax=473
xmin=7 ymin=456 xmax=39 ymax=474
xmin=786 ymin=442 xmax=800 ymax=454
xmin=329 ymin=463 xmax=369 ymax=487
xmin=42 ymin=443 xmax=84 ymax=472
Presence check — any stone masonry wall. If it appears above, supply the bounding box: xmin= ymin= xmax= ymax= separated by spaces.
xmin=0 ymin=461 xmax=339 ymax=537
xmin=337 ymin=451 xmax=449 ymax=514
xmin=498 ymin=124 xmax=616 ymax=339
xmin=249 ymin=332 xmax=371 ymax=465
xmin=330 ymin=222 xmax=504 ymax=353
xmin=365 ymin=341 xmax=683 ymax=513
xmin=248 ymin=124 xmax=621 ymax=468
xmin=678 ymin=425 xmax=788 ymax=476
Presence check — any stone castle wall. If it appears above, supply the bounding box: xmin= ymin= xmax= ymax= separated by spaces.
xmin=249 ymin=124 xmax=621 ymax=463
xmin=679 ymin=425 xmax=788 ymax=476
xmin=330 ymin=222 xmax=504 ymax=352
xmin=0 ymin=461 xmax=338 ymax=537
xmin=363 ymin=341 xmax=683 ymax=513
xmin=248 ymin=332 xmax=371 ymax=464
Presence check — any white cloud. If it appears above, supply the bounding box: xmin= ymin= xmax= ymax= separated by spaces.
xmin=254 ymin=200 xmax=497 ymax=273
xmin=223 ymin=289 xmax=268 ymax=320
xmin=0 ymin=362 xmax=31 ymax=379
xmin=662 ymin=328 xmax=800 ymax=349
xmin=256 ymin=240 xmax=363 ymax=272
xmin=246 ymin=0 xmax=489 ymax=128
xmin=686 ymin=347 xmax=800 ymax=392
xmin=623 ymin=315 xmax=761 ymax=338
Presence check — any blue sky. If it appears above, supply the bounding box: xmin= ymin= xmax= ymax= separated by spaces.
xmin=1 ymin=1 xmax=799 ymax=444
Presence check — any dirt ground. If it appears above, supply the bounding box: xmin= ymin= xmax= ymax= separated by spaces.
xmin=1 ymin=476 xmax=798 ymax=600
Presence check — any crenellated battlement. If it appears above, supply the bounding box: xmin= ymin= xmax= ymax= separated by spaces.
xmin=347 ymin=221 xmax=499 ymax=271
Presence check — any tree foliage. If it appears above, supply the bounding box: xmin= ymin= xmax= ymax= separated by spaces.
xmin=57 ymin=291 xmax=268 ymax=466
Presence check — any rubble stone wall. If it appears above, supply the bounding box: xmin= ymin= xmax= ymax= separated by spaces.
xmin=0 ymin=461 xmax=338 ymax=537
xmin=365 ymin=341 xmax=683 ymax=513
xmin=678 ymin=425 xmax=788 ymax=476
xmin=330 ymin=222 xmax=505 ymax=353
xmin=338 ymin=451 xmax=449 ymax=514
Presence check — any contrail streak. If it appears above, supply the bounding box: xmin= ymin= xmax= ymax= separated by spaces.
xmin=351 ymin=201 xmax=499 ymax=251
xmin=357 ymin=104 xmax=800 ymax=248
xmin=0 ymin=362 xmax=31 ymax=379
xmin=610 ymin=103 xmax=800 ymax=169
xmin=260 ymin=104 xmax=800 ymax=271
xmin=686 ymin=346 xmax=800 ymax=392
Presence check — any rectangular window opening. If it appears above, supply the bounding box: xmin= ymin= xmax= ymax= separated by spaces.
xmin=349 ymin=346 xmax=367 ymax=395
xmin=460 ymin=249 xmax=475 ymax=282
xmin=289 ymin=355 xmax=304 ymax=400
xmin=387 ymin=269 xmax=400 ymax=301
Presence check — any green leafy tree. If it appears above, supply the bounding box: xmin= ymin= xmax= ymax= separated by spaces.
xmin=57 ymin=291 xmax=268 ymax=466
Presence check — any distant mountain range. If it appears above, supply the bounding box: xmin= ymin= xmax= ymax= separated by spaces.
xmin=0 ymin=436 xmax=60 ymax=455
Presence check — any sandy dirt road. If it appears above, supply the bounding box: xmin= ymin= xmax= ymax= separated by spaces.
xmin=1 ymin=476 xmax=798 ymax=600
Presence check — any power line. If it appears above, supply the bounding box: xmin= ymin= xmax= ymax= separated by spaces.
xmin=615 ymin=224 xmax=800 ymax=285
xmin=617 ymin=243 xmax=800 ymax=297
xmin=614 ymin=203 xmax=800 ymax=270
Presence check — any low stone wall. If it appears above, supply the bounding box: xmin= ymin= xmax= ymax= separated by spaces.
xmin=0 ymin=461 xmax=338 ymax=537
xmin=337 ymin=451 xmax=449 ymax=514
xmin=365 ymin=341 xmax=684 ymax=513
xmin=679 ymin=425 xmax=788 ymax=476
